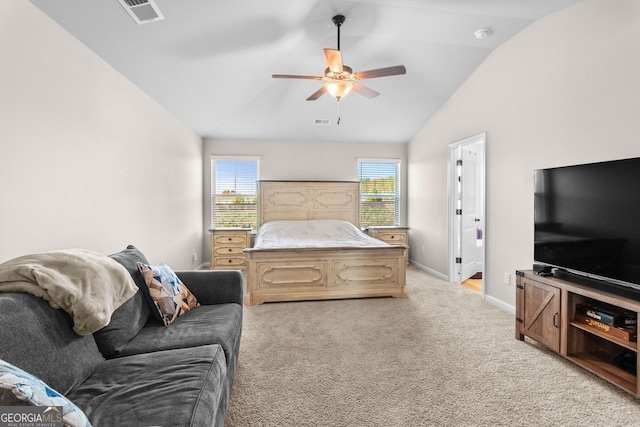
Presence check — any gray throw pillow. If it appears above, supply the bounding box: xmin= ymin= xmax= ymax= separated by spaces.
xmin=93 ymin=245 xmax=152 ymax=357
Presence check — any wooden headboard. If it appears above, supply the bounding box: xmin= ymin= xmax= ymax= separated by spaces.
xmin=258 ymin=181 xmax=360 ymax=227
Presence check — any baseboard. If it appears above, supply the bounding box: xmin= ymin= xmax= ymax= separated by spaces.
xmin=409 ymin=260 xmax=448 ymax=281
xmin=485 ymin=294 xmax=515 ymax=314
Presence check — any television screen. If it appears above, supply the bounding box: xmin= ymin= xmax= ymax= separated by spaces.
xmin=534 ymin=157 xmax=640 ymax=292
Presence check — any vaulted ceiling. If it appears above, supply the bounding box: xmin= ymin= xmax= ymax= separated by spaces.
xmin=30 ymin=0 xmax=582 ymax=144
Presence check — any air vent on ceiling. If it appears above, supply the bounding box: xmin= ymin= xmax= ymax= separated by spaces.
xmin=314 ymin=119 xmax=331 ymax=126
xmin=117 ymin=0 xmax=164 ymax=25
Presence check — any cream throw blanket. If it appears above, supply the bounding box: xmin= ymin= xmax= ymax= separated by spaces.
xmin=0 ymin=249 xmax=138 ymax=335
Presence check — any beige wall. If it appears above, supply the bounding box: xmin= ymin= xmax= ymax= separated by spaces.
xmin=0 ymin=2 xmax=203 ymax=268
xmin=407 ymin=0 xmax=640 ymax=309
xmin=203 ymin=138 xmax=407 ymax=262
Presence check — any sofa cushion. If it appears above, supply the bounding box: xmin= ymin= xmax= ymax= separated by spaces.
xmin=0 ymin=359 xmax=91 ymax=427
xmin=92 ymin=293 xmax=148 ymax=357
xmin=137 ymin=262 xmax=200 ymax=326
xmin=116 ymin=303 xmax=242 ymax=383
xmin=0 ymin=293 xmax=104 ymax=395
xmin=68 ymin=344 xmax=228 ymax=427
xmin=92 ymin=245 xmax=152 ymax=357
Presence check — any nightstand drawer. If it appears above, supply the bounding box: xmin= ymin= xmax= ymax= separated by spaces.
xmin=376 ymin=231 xmax=408 ymax=244
xmin=214 ymin=246 xmax=245 ymax=256
xmin=212 ymin=256 xmax=246 ymax=268
xmin=213 ymin=234 xmax=249 ymax=246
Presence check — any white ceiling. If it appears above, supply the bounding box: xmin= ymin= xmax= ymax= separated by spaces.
xmin=29 ymin=0 xmax=582 ymax=144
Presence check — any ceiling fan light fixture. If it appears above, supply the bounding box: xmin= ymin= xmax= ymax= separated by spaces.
xmin=272 ymin=14 xmax=405 ymax=103
xmin=325 ymin=80 xmax=353 ymax=99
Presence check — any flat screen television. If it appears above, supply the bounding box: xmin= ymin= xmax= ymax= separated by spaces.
xmin=534 ymin=157 xmax=640 ymax=300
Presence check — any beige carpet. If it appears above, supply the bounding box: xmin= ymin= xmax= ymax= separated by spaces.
xmin=225 ymin=267 xmax=640 ymax=426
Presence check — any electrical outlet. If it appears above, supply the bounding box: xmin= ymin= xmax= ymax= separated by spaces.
xmin=191 ymin=250 xmax=198 ymax=262
xmin=503 ymin=272 xmax=511 ymax=286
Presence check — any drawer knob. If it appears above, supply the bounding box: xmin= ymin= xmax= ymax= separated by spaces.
xmin=228 ymin=237 xmax=232 ymax=241
xmin=228 ymin=248 xmax=232 ymax=252
xmin=228 ymin=259 xmax=233 ymax=263
xmin=390 ymin=235 xmax=395 ymax=239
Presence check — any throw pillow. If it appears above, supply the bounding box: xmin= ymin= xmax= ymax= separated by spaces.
xmin=0 ymin=359 xmax=91 ymax=427
xmin=92 ymin=245 xmax=152 ymax=357
xmin=136 ymin=262 xmax=200 ymax=326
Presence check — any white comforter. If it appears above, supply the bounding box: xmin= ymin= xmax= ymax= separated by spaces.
xmin=253 ymin=219 xmax=390 ymax=249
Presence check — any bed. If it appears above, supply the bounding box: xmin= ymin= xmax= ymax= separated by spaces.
xmin=243 ymin=180 xmax=407 ymax=305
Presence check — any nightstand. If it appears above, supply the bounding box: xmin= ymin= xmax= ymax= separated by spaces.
xmin=209 ymin=228 xmax=252 ymax=270
xmin=365 ymin=226 xmax=410 ymax=265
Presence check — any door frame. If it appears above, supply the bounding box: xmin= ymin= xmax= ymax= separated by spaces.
xmin=447 ymin=133 xmax=486 ymax=295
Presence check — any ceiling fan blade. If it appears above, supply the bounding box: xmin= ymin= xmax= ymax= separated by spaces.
xmin=354 ymin=65 xmax=406 ymax=80
xmin=323 ymin=48 xmax=343 ymax=74
xmin=272 ymin=74 xmax=324 ymax=80
xmin=306 ymin=86 xmax=327 ymax=101
xmin=352 ymin=83 xmax=380 ymax=99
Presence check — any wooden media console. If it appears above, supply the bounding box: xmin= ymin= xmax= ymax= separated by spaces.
xmin=516 ymin=270 xmax=640 ymax=396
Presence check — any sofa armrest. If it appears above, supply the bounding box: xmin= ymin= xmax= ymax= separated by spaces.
xmin=175 ymin=270 xmax=243 ymax=306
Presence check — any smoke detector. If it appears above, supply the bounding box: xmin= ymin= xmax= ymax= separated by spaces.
xmin=474 ymin=28 xmax=493 ymax=40
xmin=117 ymin=0 xmax=164 ymax=25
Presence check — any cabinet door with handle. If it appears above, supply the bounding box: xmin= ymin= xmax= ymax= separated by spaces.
xmin=519 ymin=278 xmax=561 ymax=353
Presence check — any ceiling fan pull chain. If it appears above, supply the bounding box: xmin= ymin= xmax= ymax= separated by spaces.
xmin=337 ymin=99 xmax=341 ymax=125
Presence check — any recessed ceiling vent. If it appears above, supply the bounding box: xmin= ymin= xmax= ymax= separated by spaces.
xmin=314 ymin=119 xmax=331 ymax=126
xmin=117 ymin=0 xmax=164 ymax=25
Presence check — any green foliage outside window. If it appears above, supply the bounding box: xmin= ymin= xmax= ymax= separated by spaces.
xmin=360 ymin=176 xmax=399 ymax=227
xmin=213 ymin=195 xmax=257 ymax=229
xmin=360 ymin=169 xmax=399 ymax=226
xmin=360 ymin=176 xmax=396 ymax=195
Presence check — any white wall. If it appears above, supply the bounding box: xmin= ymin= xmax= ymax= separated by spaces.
xmin=203 ymin=138 xmax=407 ymax=261
xmin=0 ymin=2 xmax=203 ymax=269
xmin=407 ymin=0 xmax=640 ymax=308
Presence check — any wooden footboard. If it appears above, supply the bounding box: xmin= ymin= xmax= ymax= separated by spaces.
xmin=244 ymin=246 xmax=407 ymax=305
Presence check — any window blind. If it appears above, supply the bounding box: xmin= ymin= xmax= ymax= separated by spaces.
xmin=211 ymin=158 xmax=259 ymax=229
xmin=358 ymin=160 xmax=400 ymax=226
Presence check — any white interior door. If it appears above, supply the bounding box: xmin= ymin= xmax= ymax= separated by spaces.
xmin=460 ymin=148 xmax=479 ymax=282
xmin=448 ymin=133 xmax=485 ymax=289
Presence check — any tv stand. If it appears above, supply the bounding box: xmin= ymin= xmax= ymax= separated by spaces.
xmin=516 ymin=270 xmax=639 ymax=396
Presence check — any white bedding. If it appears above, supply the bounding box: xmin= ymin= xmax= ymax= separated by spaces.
xmin=253 ymin=219 xmax=391 ymax=249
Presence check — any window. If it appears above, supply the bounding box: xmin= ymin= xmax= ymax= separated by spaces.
xmin=211 ymin=157 xmax=260 ymax=229
xmin=358 ymin=159 xmax=401 ymax=227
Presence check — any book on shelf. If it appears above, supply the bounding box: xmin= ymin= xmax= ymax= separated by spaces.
xmin=575 ymin=301 xmax=637 ymax=327
xmin=574 ymin=313 xmax=637 ymax=342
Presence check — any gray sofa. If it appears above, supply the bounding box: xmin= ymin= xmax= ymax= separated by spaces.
xmin=0 ymin=245 xmax=243 ymax=427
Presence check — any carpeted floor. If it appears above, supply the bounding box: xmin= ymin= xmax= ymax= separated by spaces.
xmin=225 ymin=266 xmax=640 ymax=426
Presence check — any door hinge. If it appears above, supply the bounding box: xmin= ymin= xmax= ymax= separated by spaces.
xmin=516 ymin=317 xmax=523 ymax=324
xmin=456 ymin=159 xmax=463 ymax=166
xmin=455 ymin=209 xmax=462 ymax=215
xmin=455 ymin=257 xmax=462 ymax=264
xmin=516 ymin=284 xmax=524 ymax=290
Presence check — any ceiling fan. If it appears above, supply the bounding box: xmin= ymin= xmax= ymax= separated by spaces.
xmin=272 ymin=15 xmax=407 ymax=102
